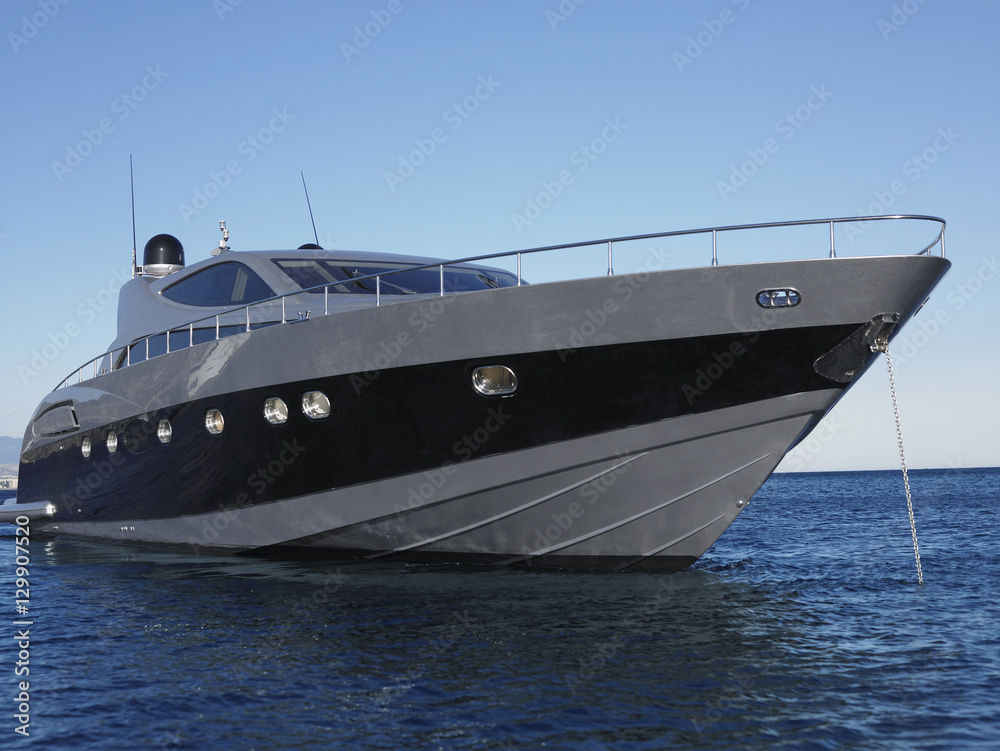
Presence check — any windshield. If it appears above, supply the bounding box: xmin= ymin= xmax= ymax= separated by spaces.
xmin=271 ymin=259 xmax=521 ymax=295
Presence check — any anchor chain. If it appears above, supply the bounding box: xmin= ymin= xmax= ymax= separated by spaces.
xmin=873 ymin=339 xmax=924 ymax=584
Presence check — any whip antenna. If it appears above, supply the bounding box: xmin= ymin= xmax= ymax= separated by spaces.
xmin=300 ymin=171 xmax=320 ymax=247
xmin=130 ymin=155 xmax=138 ymax=277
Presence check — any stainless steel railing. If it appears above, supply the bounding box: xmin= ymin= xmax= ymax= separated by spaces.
xmin=54 ymin=214 xmax=945 ymax=390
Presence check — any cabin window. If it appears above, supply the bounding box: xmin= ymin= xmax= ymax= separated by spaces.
xmin=161 ymin=262 xmax=275 ymax=307
xmin=272 ymin=259 xmax=520 ymax=296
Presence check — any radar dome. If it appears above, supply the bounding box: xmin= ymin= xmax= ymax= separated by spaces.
xmin=143 ymin=234 xmax=185 ymax=277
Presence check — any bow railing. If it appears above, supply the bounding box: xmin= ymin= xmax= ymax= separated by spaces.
xmin=54 ymin=214 xmax=946 ymax=390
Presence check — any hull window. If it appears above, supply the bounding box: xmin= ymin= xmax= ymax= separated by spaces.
xmin=157 ymin=420 xmax=173 ymax=444
xmin=301 ymin=391 xmax=331 ymax=420
xmin=205 ymin=409 xmax=225 ymax=435
xmin=472 ymin=365 xmax=518 ymax=396
xmin=264 ymin=398 xmax=289 ymax=424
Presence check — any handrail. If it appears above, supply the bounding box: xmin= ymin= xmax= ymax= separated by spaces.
xmin=54 ymin=214 xmax=946 ymax=391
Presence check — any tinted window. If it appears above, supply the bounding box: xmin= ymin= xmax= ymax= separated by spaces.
xmin=272 ymin=258 xmax=520 ymax=295
xmin=162 ymin=263 xmax=274 ymax=306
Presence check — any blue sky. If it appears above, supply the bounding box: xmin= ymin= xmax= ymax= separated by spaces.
xmin=1 ymin=0 xmax=997 ymax=471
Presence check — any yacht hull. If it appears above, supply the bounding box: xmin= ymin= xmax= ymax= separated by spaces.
xmin=16 ymin=253 xmax=951 ymax=570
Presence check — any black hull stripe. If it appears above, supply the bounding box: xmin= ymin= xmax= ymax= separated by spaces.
xmin=19 ymin=325 xmax=856 ymax=522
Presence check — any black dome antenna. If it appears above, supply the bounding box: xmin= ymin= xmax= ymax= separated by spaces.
xmin=143 ymin=233 xmax=185 ymax=277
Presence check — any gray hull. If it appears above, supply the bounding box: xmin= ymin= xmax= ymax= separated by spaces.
xmin=19 ymin=249 xmax=951 ymax=571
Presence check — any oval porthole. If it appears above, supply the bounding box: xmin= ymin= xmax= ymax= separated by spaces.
xmin=472 ymin=365 xmax=518 ymax=396
xmin=301 ymin=391 xmax=331 ymax=420
xmin=157 ymin=419 xmax=172 ymax=444
xmin=264 ymin=397 xmax=289 ymax=425
xmin=81 ymin=436 xmax=92 ymax=459
xmin=205 ymin=409 xmax=225 ymax=435
xmin=106 ymin=430 xmax=118 ymax=454
xmin=756 ymin=288 xmax=801 ymax=308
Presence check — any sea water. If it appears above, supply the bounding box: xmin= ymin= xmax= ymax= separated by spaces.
xmin=1 ymin=468 xmax=997 ymax=749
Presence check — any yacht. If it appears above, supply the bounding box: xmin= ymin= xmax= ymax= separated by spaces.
xmin=2 ymin=215 xmax=950 ymax=571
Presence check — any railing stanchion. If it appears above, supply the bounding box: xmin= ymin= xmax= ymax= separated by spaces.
xmin=189 ymin=322 xmax=194 ymax=347
xmin=440 ymin=265 xmax=445 ymax=296
xmin=376 ymin=276 xmax=381 ymax=306
xmin=246 ymin=306 xmax=250 ymax=333
xmin=830 ymin=221 xmax=836 ymax=258
xmin=517 ymin=253 xmax=522 ymax=286
xmin=281 ymin=297 xmax=286 ymax=323
xmin=215 ymin=316 xmax=220 ymax=341
xmin=941 ymin=231 xmax=946 ymax=259
xmin=325 ymin=286 xmax=329 ymax=316
xmin=712 ymin=230 xmax=718 ymax=266
xmin=607 ymin=240 xmax=614 ymax=276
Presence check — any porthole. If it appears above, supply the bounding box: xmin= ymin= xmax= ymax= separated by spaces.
xmin=205 ymin=409 xmax=225 ymax=435
xmin=301 ymin=391 xmax=331 ymax=420
xmin=264 ymin=397 xmax=289 ymax=425
xmin=756 ymin=288 xmax=801 ymax=308
xmin=81 ymin=436 xmax=92 ymax=459
xmin=471 ymin=365 xmax=518 ymax=396
xmin=157 ymin=419 xmax=172 ymax=444
xmin=106 ymin=430 xmax=118 ymax=454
